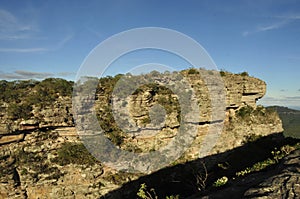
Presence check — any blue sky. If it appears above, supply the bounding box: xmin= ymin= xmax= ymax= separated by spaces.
xmin=0 ymin=0 xmax=300 ymax=108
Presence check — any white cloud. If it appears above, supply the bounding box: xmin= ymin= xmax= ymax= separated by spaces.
xmin=0 ymin=47 xmax=47 ymax=53
xmin=0 ymin=9 xmax=37 ymax=40
xmin=243 ymin=20 xmax=289 ymax=36
xmin=243 ymin=13 xmax=300 ymax=36
xmin=259 ymin=95 xmax=300 ymax=107
xmin=53 ymin=34 xmax=73 ymax=50
xmin=0 ymin=70 xmax=53 ymax=79
xmin=0 ymin=70 xmax=75 ymax=80
xmin=258 ymin=21 xmax=288 ymax=31
xmin=0 ymin=34 xmax=73 ymax=53
xmin=275 ymin=14 xmax=300 ymax=20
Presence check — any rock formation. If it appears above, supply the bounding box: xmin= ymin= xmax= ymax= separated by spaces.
xmin=0 ymin=69 xmax=290 ymax=198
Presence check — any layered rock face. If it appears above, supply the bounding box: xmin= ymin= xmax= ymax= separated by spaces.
xmin=0 ymin=69 xmax=285 ymax=198
xmin=97 ymin=70 xmax=283 ymax=159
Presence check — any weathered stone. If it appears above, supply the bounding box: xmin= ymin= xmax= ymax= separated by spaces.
xmin=0 ymin=134 xmax=24 ymax=145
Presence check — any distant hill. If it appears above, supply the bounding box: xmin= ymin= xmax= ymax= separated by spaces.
xmin=267 ymin=106 xmax=300 ymax=139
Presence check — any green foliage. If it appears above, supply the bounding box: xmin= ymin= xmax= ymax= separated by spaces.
xmin=187 ymin=68 xmax=199 ymax=74
xmin=220 ymin=70 xmax=226 ymax=77
xmin=137 ymin=183 xmax=179 ymax=199
xmin=166 ymin=196 xmax=180 ymax=199
xmin=213 ymin=176 xmax=228 ymax=187
xmin=236 ymin=143 xmax=298 ymax=177
xmin=239 ymin=71 xmax=249 ymax=76
xmin=237 ymin=105 xmax=254 ymax=118
xmin=7 ymin=102 xmax=33 ymax=119
xmin=15 ymin=148 xmax=64 ymax=181
xmin=270 ymin=106 xmax=300 ymax=138
xmin=107 ymin=130 xmax=124 ymax=146
xmin=137 ymin=183 xmax=152 ymax=199
xmin=242 ymin=133 xmax=262 ymax=144
xmin=0 ymin=78 xmax=73 ymax=119
xmin=51 ymin=142 xmax=99 ymax=166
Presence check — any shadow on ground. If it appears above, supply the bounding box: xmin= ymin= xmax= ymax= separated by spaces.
xmin=100 ymin=133 xmax=299 ymax=199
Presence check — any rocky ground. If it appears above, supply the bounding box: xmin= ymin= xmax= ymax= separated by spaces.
xmin=0 ymin=127 xmax=140 ymax=198
xmin=188 ymin=147 xmax=300 ymax=199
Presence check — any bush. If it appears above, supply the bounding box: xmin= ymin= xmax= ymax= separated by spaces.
xmin=220 ymin=71 xmax=226 ymax=77
xmin=137 ymin=183 xmax=180 ymax=199
xmin=242 ymin=133 xmax=262 ymax=144
xmin=213 ymin=176 xmax=228 ymax=187
xmin=7 ymin=103 xmax=33 ymax=119
xmin=240 ymin=71 xmax=249 ymax=76
xmin=52 ymin=142 xmax=99 ymax=166
xmin=237 ymin=105 xmax=253 ymax=118
xmin=187 ymin=68 xmax=199 ymax=74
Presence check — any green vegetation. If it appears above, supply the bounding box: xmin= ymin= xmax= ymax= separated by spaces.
xmin=242 ymin=133 xmax=262 ymax=144
xmin=268 ymin=106 xmax=300 ymax=138
xmin=237 ymin=105 xmax=254 ymax=118
xmin=236 ymin=105 xmax=278 ymax=124
xmin=0 ymin=78 xmax=73 ymax=119
xmin=0 ymin=78 xmax=72 ymax=103
xmin=213 ymin=176 xmax=228 ymax=187
xmin=239 ymin=71 xmax=249 ymax=76
xmin=51 ymin=142 xmax=99 ymax=166
xmin=220 ymin=70 xmax=226 ymax=77
xmin=236 ymin=143 xmax=299 ymax=177
xmin=187 ymin=68 xmax=199 ymax=74
xmin=137 ymin=183 xmax=180 ymax=199
xmin=15 ymin=148 xmax=64 ymax=182
xmin=7 ymin=102 xmax=33 ymax=119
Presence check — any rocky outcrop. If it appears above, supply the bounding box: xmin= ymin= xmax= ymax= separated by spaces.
xmin=0 ymin=69 xmax=286 ymax=198
xmin=244 ymin=149 xmax=300 ymax=198
xmin=0 ymin=128 xmax=139 ymax=199
xmin=187 ymin=148 xmax=300 ymax=199
xmin=103 ymin=70 xmax=282 ymax=159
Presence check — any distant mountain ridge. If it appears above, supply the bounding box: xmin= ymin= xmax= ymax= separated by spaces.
xmin=267 ymin=106 xmax=300 ymax=139
xmin=267 ymin=105 xmax=300 ymax=113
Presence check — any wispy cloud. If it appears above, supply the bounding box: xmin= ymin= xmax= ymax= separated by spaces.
xmin=0 ymin=9 xmax=73 ymax=53
xmin=0 ymin=34 xmax=73 ymax=53
xmin=259 ymin=95 xmax=300 ymax=107
xmin=243 ymin=13 xmax=300 ymax=36
xmin=52 ymin=34 xmax=73 ymax=51
xmin=0 ymin=70 xmax=53 ymax=80
xmin=0 ymin=70 xmax=75 ymax=80
xmin=0 ymin=47 xmax=47 ymax=53
xmin=275 ymin=14 xmax=300 ymax=20
xmin=0 ymin=9 xmax=37 ymax=40
xmin=243 ymin=20 xmax=289 ymax=36
xmin=57 ymin=72 xmax=76 ymax=77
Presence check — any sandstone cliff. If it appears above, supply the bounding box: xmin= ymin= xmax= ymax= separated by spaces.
xmin=0 ymin=69 xmax=288 ymax=198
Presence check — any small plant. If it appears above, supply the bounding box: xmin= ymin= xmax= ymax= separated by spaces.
xmin=242 ymin=133 xmax=262 ymax=144
xmin=166 ymin=195 xmax=180 ymax=199
xmin=217 ymin=162 xmax=229 ymax=170
xmin=237 ymin=105 xmax=253 ymax=118
xmin=137 ymin=183 xmax=180 ymax=199
xmin=220 ymin=70 xmax=226 ymax=77
xmin=213 ymin=176 xmax=228 ymax=187
xmin=187 ymin=68 xmax=199 ymax=74
xmin=137 ymin=183 xmax=158 ymax=199
xmin=240 ymin=71 xmax=249 ymax=76
xmin=51 ymin=142 xmax=99 ymax=166
xmin=236 ymin=144 xmax=298 ymax=177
